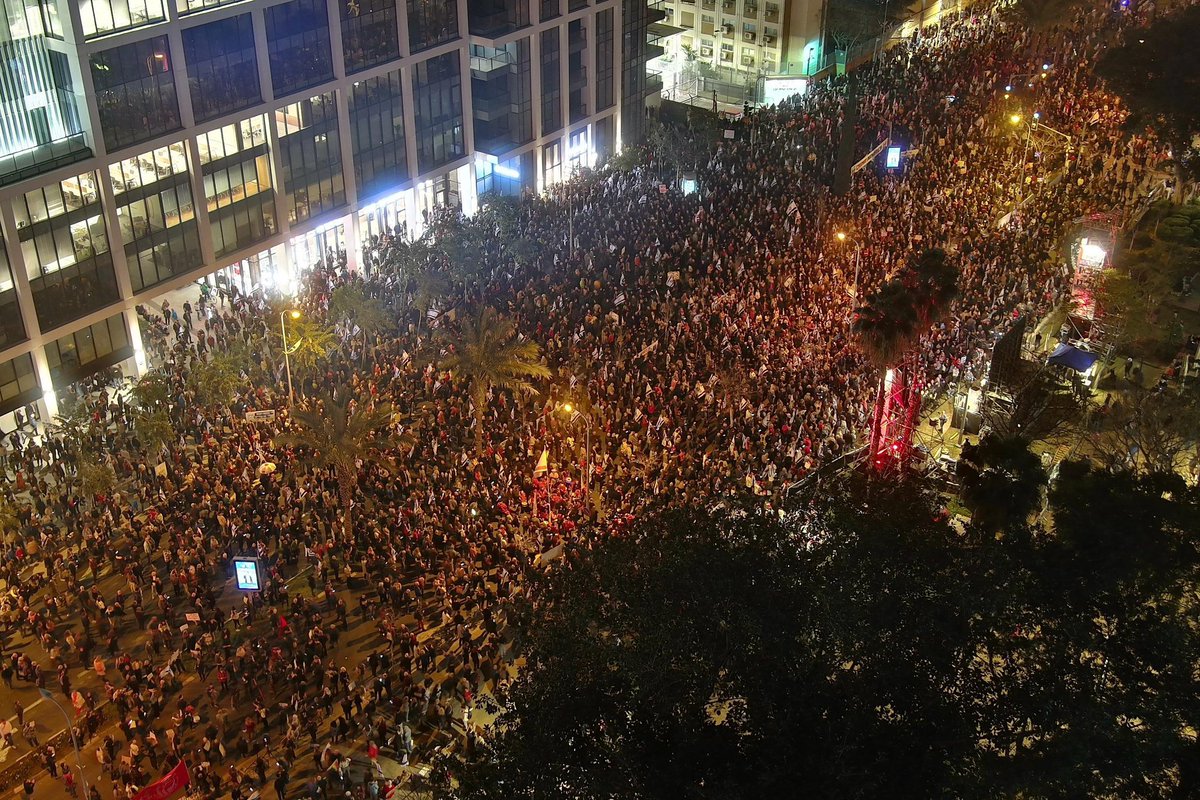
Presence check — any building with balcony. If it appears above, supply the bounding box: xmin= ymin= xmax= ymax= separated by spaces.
xmin=657 ymin=0 xmax=823 ymax=104
xmin=0 ymin=0 xmax=672 ymax=423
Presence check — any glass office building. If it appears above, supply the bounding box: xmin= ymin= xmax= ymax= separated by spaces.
xmin=0 ymin=0 xmax=674 ymax=420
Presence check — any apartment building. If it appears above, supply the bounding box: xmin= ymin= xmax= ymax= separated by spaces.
xmin=659 ymin=0 xmax=823 ymax=95
xmin=0 ymin=0 xmax=668 ymax=420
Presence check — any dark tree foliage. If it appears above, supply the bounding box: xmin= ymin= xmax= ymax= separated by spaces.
xmin=958 ymin=433 xmax=1048 ymax=535
xmin=446 ymin=470 xmax=1200 ymax=799
xmin=1096 ymin=5 xmax=1200 ymax=199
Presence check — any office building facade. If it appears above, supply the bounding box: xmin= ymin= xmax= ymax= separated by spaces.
xmin=0 ymin=0 xmax=671 ymax=420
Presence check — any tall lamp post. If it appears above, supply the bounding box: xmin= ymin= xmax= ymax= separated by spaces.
xmin=835 ymin=230 xmax=862 ymax=302
xmin=560 ymin=403 xmax=593 ymax=498
xmin=280 ymin=309 xmax=301 ymax=406
xmin=38 ymin=688 xmax=89 ymax=798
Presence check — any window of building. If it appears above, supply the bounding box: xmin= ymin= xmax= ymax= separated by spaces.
xmin=276 ymin=91 xmax=345 ymax=225
xmin=764 ymin=1 xmax=778 ymax=21
xmin=0 ymin=42 xmax=88 ymax=186
xmin=0 ymin=353 xmax=39 ymax=414
xmin=539 ymin=0 xmax=558 ymax=22
xmin=45 ymin=313 xmax=131 ymax=388
xmin=719 ymin=41 xmax=733 ymax=62
xmin=341 ymin=0 xmax=399 ymax=74
xmin=182 ymin=14 xmax=261 ymax=123
xmin=469 ymin=0 xmax=528 ymax=37
xmin=700 ymin=14 xmax=713 ymax=34
xmin=0 ymin=0 xmax=61 ymax=39
xmin=412 ymin=52 xmax=464 ymax=174
xmin=540 ymin=28 xmax=561 ymax=136
xmin=699 ymin=41 xmax=712 ymax=57
xmin=266 ymin=0 xmax=333 ymax=97
xmin=568 ymin=0 xmax=585 ymax=11
xmin=109 ymin=142 xmax=201 ymax=293
xmin=541 ymin=139 xmax=561 ymax=186
xmin=407 ymin=0 xmax=458 ymax=53
xmin=15 ymin=172 xmax=119 ymax=332
xmin=350 ymin=69 xmax=408 ymax=199
xmin=680 ymin=10 xmax=694 ymax=26
xmin=198 ymin=115 xmax=276 ymax=257
xmin=0 ymin=237 xmax=25 ymax=350
xmin=79 ymin=0 xmax=166 ymax=39
xmin=595 ymin=9 xmax=613 ymax=111
xmin=470 ymin=41 xmax=531 ymax=155
xmin=90 ymin=36 xmax=180 ymax=152
xmin=177 ymin=0 xmax=247 ymax=13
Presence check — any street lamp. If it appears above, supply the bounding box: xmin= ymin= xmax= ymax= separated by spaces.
xmin=559 ymin=402 xmax=593 ymax=498
xmin=834 ymin=231 xmax=862 ymax=301
xmin=280 ymin=309 xmax=300 ymax=405
xmin=38 ymin=688 xmax=89 ymax=799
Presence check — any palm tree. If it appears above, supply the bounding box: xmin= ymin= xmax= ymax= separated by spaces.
xmin=412 ymin=269 xmax=452 ymax=329
xmin=330 ymin=283 xmax=390 ymax=363
xmin=439 ymin=307 xmax=551 ymax=457
xmin=283 ymin=318 xmax=338 ymax=376
xmin=852 ymin=248 xmax=961 ymax=468
xmin=958 ymin=434 xmax=1047 ymax=536
xmin=274 ymin=393 xmax=417 ymax=539
xmin=852 ymin=279 xmax=921 ymax=466
xmin=910 ymin=248 xmax=959 ymax=325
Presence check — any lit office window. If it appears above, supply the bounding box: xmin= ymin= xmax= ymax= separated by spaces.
xmin=197 ymin=115 xmax=276 ymax=257
xmin=108 ymin=142 xmax=202 ymax=292
xmin=182 ymin=14 xmax=261 ymax=123
xmin=276 ymin=91 xmax=345 ymax=224
xmin=350 ymin=70 xmax=408 ymax=198
xmin=176 ymin=0 xmax=246 ymax=13
xmin=412 ymin=52 xmax=464 ymax=174
xmin=407 ymin=0 xmax=458 ymax=53
xmin=14 ymin=172 xmax=119 ymax=332
xmin=45 ymin=313 xmax=131 ymax=387
xmin=79 ymin=0 xmax=166 ymax=39
xmin=90 ymin=36 xmax=180 ymax=152
xmin=266 ymin=0 xmax=333 ymax=97
xmin=0 ymin=42 xmax=89 ymax=185
xmin=0 ymin=0 xmax=62 ymax=39
xmin=0 ymin=353 xmax=39 ymax=415
xmin=341 ymin=0 xmax=400 ymax=74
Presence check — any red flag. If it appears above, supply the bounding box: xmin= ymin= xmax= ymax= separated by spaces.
xmin=134 ymin=761 xmax=190 ymax=800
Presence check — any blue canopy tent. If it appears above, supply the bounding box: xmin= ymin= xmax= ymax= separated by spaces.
xmin=1047 ymin=343 xmax=1100 ymax=372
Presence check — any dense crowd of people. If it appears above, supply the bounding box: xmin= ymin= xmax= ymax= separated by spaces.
xmin=0 ymin=0 xmax=1179 ymax=797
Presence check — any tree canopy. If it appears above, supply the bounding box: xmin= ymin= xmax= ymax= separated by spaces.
xmin=447 ymin=469 xmax=1200 ymax=800
xmin=1096 ymin=5 xmax=1200 ymax=198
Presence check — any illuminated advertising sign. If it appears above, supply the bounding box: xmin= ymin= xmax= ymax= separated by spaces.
xmin=234 ymin=558 xmax=260 ymax=591
xmin=763 ymin=77 xmax=808 ymax=106
xmin=885 ymin=146 xmax=902 ymax=169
